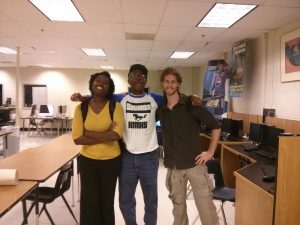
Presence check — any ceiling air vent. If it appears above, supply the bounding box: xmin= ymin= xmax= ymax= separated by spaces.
xmin=125 ymin=33 xmax=155 ymax=40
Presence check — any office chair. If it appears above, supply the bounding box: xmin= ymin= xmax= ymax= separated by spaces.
xmin=28 ymin=104 xmax=47 ymax=136
xmin=28 ymin=118 xmax=47 ymax=136
xmin=189 ymin=159 xmax=235 ymax=225
xmin=21 ymin=162 xmax=78 ymax=225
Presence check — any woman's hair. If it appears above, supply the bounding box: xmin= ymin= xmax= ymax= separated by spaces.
xmin=89 ymin=71 xmax=115 ymax=99
xmin=160 ymin=67 xmax=182 ymax=84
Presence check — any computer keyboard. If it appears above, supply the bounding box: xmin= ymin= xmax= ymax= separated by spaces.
xmin=255 ymin=150 xmax=276 ymax=160
xmin=261 ymin=166 xmax=276 ymax=178
xmin=240 ymin=143 xmax=258 ymax=150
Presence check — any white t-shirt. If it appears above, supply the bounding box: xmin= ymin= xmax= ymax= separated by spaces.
xmin=115 ymin=92 xmax=162 ymax=154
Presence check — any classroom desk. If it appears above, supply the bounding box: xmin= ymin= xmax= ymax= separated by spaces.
xmin=20 ymin=116 xmax=72 ymax=136
xmin=222 ymin=144 xmax=276 ymax=225
xmin=199 ymin=133 xmax=248 ymax=159
xmin=0 ymin=134 xmax=80 ymax=224
xmin=0 ymin=181 xmax=38 ymax=218
xmin=0 ymin=130 xmax=13 ymax=157
xmin=0 ymin=134 xmax=80 ymax=181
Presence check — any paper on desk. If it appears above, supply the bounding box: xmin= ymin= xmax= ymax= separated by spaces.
xmin=0 ymin=169 xmax=19 ymax=185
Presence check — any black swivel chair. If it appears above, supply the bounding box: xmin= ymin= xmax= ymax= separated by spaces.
xmin=188 ymin=159 xmax=235 ymax=225
xmin=207 ymin=159 xmax=235 ymax=225
xmin=22 ymin=162 xmax=78 ymax=225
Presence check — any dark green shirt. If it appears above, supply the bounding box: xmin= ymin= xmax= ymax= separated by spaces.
xmin=157 ymin=94 xmax=220 ymax=169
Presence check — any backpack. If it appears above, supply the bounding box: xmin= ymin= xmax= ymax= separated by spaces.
xmin=80 ymin=99 xmax=125 ymax=151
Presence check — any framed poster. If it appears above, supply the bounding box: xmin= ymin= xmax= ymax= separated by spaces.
xmin=280 ymin=28 xmax=300 ymax=82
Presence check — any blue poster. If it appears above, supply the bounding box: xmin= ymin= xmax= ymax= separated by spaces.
xmin=202 ymin=59 xmax=229 ymax=119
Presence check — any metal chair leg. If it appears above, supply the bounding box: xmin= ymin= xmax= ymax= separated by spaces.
xmin=43 ymin=205 xmax=55 ymax=225
xmin=22 ymin=200 xmax=28 ymax=225
xmin=61 ymin=195 xmax=79 ymax=224
xmin=220 ymin=201 xmax=227 ymax=225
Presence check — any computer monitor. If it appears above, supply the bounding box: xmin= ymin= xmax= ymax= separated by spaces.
xmin=0 ymin=109 xmax=10 ymax=123
xmin=155 ymin=120 xmax=161 ymax=128
xmin=249 ymin=122 xmax=262 ymax=143
xmin=39 ymin=104 xmax=54 ymax=117
xmin=39 ymin=105 xmax=49 ymax=114
xmin=261 ymin=126 xmax=285 ymax=150
xmin=30 ymin=104 xmax=37 ymax=116
xmin=221 ymin=118 xmax=232 ymax=133
xmin=231 ymin=119 xmax=243 ymax=138
xmin=62 ymin=105 xmax=67 ymax=114
xmin=58 ymin=105 xmax=67 ymax=115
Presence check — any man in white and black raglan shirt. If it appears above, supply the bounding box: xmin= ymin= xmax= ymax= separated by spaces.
xmin=114 ymin=64 xmax=162 ymax=225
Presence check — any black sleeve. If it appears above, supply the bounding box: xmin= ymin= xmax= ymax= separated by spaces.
xmin=189 ymin=104 xmax=221 ymax=130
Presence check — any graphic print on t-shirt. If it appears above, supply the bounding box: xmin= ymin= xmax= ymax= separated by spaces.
xmin=126 ymin=101 xmax=151 ymax=134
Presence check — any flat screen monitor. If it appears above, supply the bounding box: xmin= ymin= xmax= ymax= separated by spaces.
xmin=249 ymin=122 xmax=262 ymax=143
xmin=231 ymin=119 xmax=243 ymax=138
xmin=261 ymin=126 xmax=284 ymax=150
xmin=58 ymin=105 xmax=67 ymax=115
xmin=155 ymin=120 xmax=161 ymax=127
xmin=62 ymin=105 xmax=67 ymax=114
xmin=221 ymin=118 xmax=232 ymax=133
xmin=39 ymin=105 xmax=49 ymax=113
xmin=0 ymin=110 xmax=10 ymax=123
xmin=39 ymin=104 xmax=53 ymax=117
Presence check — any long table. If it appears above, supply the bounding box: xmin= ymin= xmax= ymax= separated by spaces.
xmin=0 ymin=133 xmax=80 ymax=224
xmin=0 ymin=134 xmax=80 ymax=181
xmin=0 ymin=181 xmax=38 ymax=218
xmin=20 ymin=116 xmax=72 ymax=136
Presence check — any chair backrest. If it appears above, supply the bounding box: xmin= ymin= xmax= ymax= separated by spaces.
xmin=30 ymin=104 xmax=37 ymax=116
xmin=29 ymin=118 xmax=37 ymax=126
xmin=206 ymin=159 xmax=224 ymax=188
xmin=52 ymin=162 xmax=73 ymax=198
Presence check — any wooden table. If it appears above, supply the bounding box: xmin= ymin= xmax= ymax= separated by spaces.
xmin=0 ymin=134 xmax=80 ymax=181
xmin=0 ymin=133 xmax=80 ymax=224
xmin=0 ymin=181 xmax=38 ymax=218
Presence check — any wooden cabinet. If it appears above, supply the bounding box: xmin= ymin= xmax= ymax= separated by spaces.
xmin=223 ymin=136 xmax=300 ymax=225
xmin=235 ymin=173 xmax=273 ymax=225
xmin=274 ymin=136 xmax=300 ymax=225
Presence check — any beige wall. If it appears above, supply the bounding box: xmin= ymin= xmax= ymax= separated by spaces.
xmin=0 ymin=66 xmax=201 ymax=127
xmin=230 ymin=16 xmax=300 ymax=120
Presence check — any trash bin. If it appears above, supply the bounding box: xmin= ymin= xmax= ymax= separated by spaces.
xmin=2 ymin=125 xmax=20 ymax=157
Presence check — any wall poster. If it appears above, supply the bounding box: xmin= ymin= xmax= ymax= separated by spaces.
xmin=229 ymin=42 xmax=247 ymax=97
xmin=202 ymin=59 xmax=230 ymax=119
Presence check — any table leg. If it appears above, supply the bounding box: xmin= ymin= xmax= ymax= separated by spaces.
xmin=57 ymin=120 xmax=60 ymax=136
xmin=35 ymin=188 xmax=39 ymax=225
xmin=23 ymin=119 xmax=25 ymax=133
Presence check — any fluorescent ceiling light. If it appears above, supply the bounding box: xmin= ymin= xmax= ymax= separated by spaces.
xmin=81 ymin=48 xmax=106 ymax=56
xmin=197 ymin=3 xmax=257 ymax=28
xmin=170 ymin=51 xmax=195 ymax=59
xmin=29 ymin=0 xmax=84 ymax=22
xmin=100 ymin=65 xmax=114 ymax=70
xmin=0 ymin=47 xmax=17 ymax=54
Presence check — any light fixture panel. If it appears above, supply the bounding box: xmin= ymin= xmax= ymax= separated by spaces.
xmin=170 ymin=51 xmax=195 ymax=59
xmin=29 ymin=0 xmax=84 ymax=22
xmin=81 ymin=48 xmax=106 ymax=56
xmin=198 ymin=3 xmax=257 ymax=28
xmin=0 ymin=47 xmax=17 ymax=54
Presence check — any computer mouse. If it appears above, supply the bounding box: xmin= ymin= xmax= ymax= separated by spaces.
xmin=262 ymin=175 xmax=275 ymax=182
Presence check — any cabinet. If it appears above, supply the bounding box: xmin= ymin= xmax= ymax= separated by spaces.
xmin=274 ymin=136 xmax=300 ymax=225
